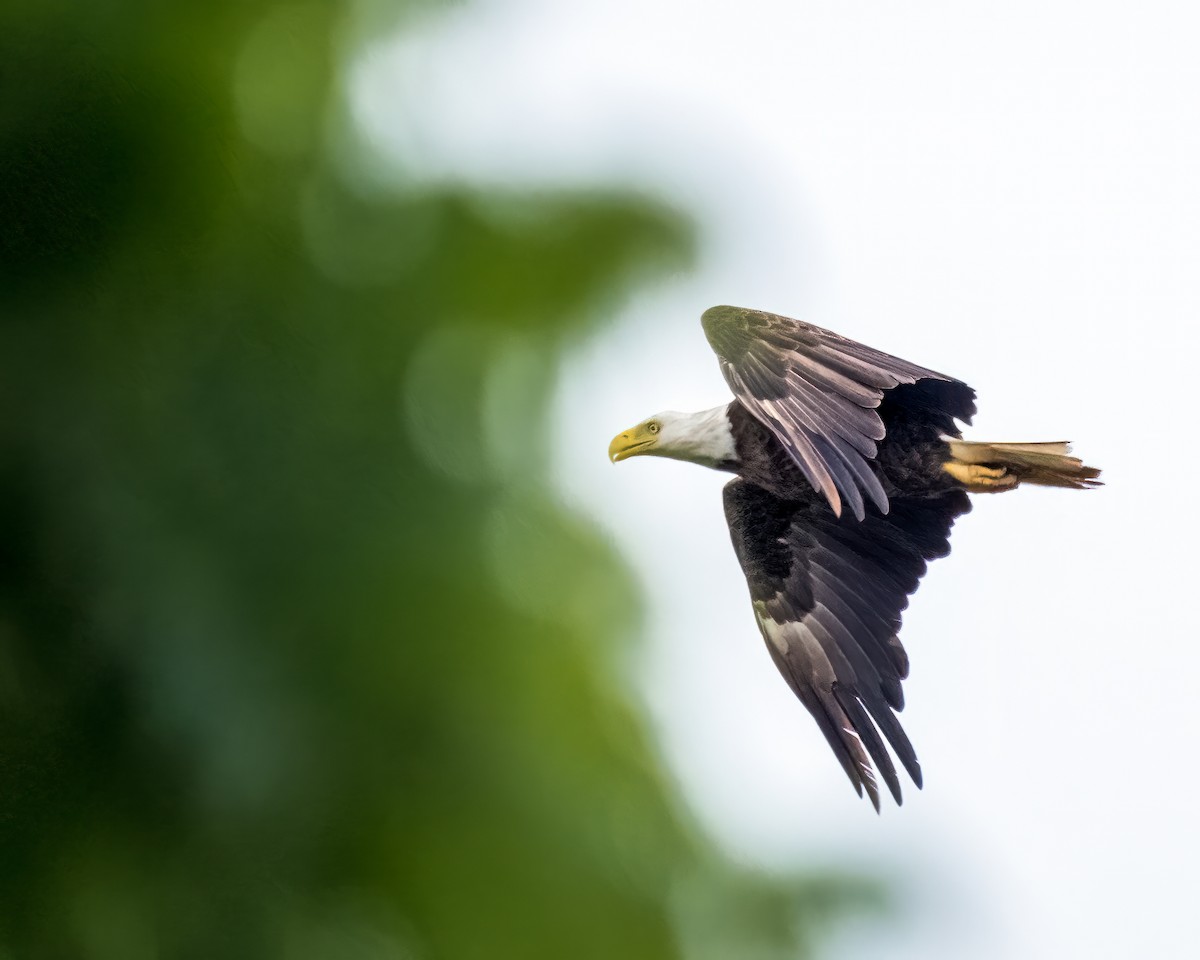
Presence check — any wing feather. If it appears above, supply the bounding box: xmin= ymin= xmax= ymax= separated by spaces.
xmin=826 ymin=433 xmax=890 ymax=514
xmin=703 ymin=305 xmax=975 ymax=518
xmin=810 ymin=434 xmax=866 ymax=522
xmin=835 ymin=688 xmax=902 ymax=805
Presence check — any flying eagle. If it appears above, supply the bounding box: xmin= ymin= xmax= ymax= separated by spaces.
xmin=608 ymin=305 xmax=1100 ymax=810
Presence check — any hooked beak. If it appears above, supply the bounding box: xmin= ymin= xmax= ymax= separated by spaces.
xmin=608 ymin=425 xmax=657 ymax=463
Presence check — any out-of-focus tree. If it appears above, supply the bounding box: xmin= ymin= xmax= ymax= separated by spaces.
xmin=0 ymin=1 xmax=883 ymax=957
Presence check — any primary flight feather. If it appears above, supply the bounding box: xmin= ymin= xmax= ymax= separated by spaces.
xmin=609 ymin=306 xmax=1100 ymax=810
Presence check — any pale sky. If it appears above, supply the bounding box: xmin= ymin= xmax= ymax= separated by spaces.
xmin=354 ymin=2 xmax=1200 ymax=956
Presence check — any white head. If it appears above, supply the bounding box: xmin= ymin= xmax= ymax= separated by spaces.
xmin=608 ymin=405 xmax=738 ymax=470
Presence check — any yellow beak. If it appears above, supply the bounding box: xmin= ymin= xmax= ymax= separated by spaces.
xmin=608 ymin=424 xmax=657 ymax=463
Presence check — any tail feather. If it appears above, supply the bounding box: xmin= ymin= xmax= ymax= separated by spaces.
xmin=945 ymin=439 xmax=1102 ymax=491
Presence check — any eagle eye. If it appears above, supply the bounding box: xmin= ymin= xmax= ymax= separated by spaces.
xmin=647 ymin=422 xmax=660 ymax=434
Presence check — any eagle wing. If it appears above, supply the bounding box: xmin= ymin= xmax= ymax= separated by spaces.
xmin=723 ymin=478 xmax=971 ymax=810
xmin=702 ymin=305 xmax=976 ymax=519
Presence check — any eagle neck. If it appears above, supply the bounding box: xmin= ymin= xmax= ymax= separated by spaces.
xmin=661 ymin=404 xmax=739 ymax=470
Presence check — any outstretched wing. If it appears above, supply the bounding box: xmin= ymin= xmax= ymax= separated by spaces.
xmin=702 ymin=305 xmax=976 ymax=519
xmin=723 ymin=478 xmax=971 ymax=810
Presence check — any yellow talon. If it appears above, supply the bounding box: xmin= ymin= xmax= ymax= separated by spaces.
xmin=943 ymin=461 xmax=1018 ymax=492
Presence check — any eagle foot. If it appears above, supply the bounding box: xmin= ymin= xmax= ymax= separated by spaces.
xmin=942 ymin=461 xmax=1018 ymax=492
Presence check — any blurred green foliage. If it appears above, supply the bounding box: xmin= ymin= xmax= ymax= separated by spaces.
xmin=0 ymin=1 xmax=882 ymax=956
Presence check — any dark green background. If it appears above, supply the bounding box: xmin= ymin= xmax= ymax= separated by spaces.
xmin=0 ymin=1 xmax=881 ymax=955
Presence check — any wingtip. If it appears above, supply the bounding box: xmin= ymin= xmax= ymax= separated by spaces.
xmin=859 ymin=763 xmax=882 ymax=812
xmin=885 ymin=779 xmax=903 ymax=807
xmin=867 ymin=787 xmax=882 ymax=814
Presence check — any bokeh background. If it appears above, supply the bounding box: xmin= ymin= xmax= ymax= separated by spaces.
xmin=0 ymin=1 xmax=877 ymax=958
xmin=4 ymin=1 xmax=1199 ymax=958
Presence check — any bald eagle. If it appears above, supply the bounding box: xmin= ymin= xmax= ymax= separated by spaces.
xmin=609 ymin=305 xmax=1100 ymax=810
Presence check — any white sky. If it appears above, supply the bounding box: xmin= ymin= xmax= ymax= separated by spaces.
xmin=353 ymin=2 xmax=1200 ymax=957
